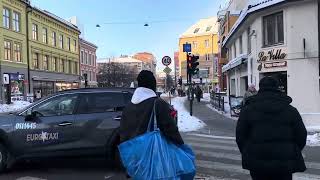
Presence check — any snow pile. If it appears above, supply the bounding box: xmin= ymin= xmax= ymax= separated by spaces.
xmin=307 ymin=126 xmax=320 ymax=133
xmin=307 ymin=133 xmax=320 ymax=147
xmin=202 ymin=93 xmax=211 ymax=102
xmin=0 ymin=101 xmax=31 ymax=113
xmin=171 ymin=97 xmax=206 ymax=132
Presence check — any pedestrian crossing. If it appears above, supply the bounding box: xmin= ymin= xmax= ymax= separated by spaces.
xmin=184 ymin=133 xmax=320 ymax=180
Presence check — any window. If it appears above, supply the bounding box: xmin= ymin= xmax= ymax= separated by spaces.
xmin=239 ymin=35 xmax=243 ymax=54
xmin=12 ymin=11 xmax=20 ymax=32
xmin=3 ymin=8 xmax=10 ymax=29
xmin=32 ymin=94 xmax=78 ymax=117
xmin=75 ymin=62 xmax=78 ymax=74
xmin=52 ymin=57 xmax=57 ymax=71
xmin=59 ymin=34 xmax=64 ymax=48
xmin=32 ymin=24 xmax=38 ymax=40
xmin=192 ymin=41 xmax=198 ymax=49
xmin=4 ymin=40 xmax=11 ymax=60
xmin=52 ymin=31 xmax=56 ymax=46
xmin=67 ymin=37 xmax=71 ymax=51
xmin=194 ymin=28 xmax=200 ymax=33
xmin=263 ymin=12 xmax=284 ymax=46
xmin=81 ymin=51 xmax=84 ymax=63
xmin=247 ymin=27 xmax=251 ymax=54
xmin=206 ymin=26 xmax=212 ymax=32
xmin=206 ymin=67 xmax=210 ymax=75
xmin=205 ymin=40 xmax=210 ymax=48
xmin=69 ymin=61 xmax=72 ymax=74
xmin=13 ymin=43 xmax=21 ymax=62
xmin=233 ymin=43 xmax=237 ymax=58
xmin=42 ymin=28 xmax=47 ymax=44
xmin=205 ymin=54 xmax=210 ymax=61
xmin=60 ymin=59 xmax=64 ymax=72
xmin=76 ymin=93 xmax=125 ymax=114
xmin=89 ymin=53 xmax=92 ymax=65
xmin=84 ymin=52 xmax=88 ymax=64
xmin=43 ymin=55 xmax=49 ymax=70
xmin=33 ymin=53 xmax=39 ymax=69
xmin=73 ymin=39 xmax=77 ymax=52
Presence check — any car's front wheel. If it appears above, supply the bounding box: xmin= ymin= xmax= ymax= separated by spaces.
xmin=0 ymin=144 xmax=8 ymax=173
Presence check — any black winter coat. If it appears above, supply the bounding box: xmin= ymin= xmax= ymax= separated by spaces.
xmin=236 ymin=91 xmax=307 ymax=173
xmin=120 ymin=97 xmax=184 ymax=145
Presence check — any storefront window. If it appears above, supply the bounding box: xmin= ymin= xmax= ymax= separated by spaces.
xmin=56 ymin=82 xmax=77 ymax=91
xmin=33 ymin=81 xmax=54 ymax=99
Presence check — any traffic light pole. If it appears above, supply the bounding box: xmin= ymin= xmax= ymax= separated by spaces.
xmin=186 ymin=52 xmax=194 ymax=116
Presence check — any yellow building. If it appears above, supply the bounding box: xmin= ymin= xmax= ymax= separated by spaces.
xmin=178 ymin=17 xmax=219 ymax=84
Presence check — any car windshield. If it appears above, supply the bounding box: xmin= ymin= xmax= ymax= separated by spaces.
xmin=0 ymin=0 xmax=319 ymax=179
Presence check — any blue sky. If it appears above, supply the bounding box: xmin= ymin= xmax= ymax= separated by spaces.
xmin=31 ymin=0 xmax=226 ymax=70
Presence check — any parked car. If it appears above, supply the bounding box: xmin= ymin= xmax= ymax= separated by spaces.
xmin=0 ymin=88 xmax=135 ymax=172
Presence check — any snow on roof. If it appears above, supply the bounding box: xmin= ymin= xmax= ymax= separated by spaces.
xmin=180 ymin=17 xmax=218 ymax=38
xmin=222 ymin=0 xmax=286 ymax=47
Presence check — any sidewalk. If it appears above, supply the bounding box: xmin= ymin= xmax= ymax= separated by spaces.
xmin=183 ymin=98 xmax=237 ymax=137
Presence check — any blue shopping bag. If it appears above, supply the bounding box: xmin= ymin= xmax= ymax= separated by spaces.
xmin=118 ymin=100 xmax=196 ymax=180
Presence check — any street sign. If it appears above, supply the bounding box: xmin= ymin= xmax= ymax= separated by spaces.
xmin=3 ymin=74 xmax=9 ymax=85
xmin=183 ymin=43 xmax=191 ymax=52
xmin=163 ymin=66 xmax=172 ymax=74
xmin=162 ymin=56 xmax=172 ymax=66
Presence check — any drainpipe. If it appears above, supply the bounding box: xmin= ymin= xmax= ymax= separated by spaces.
xmin=26 ymin=5 xmax=32 ymax=95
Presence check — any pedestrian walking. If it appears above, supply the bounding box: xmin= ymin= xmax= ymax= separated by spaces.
xmin=195 ymin=85 xmax=203 ymax=102
xmin=236 ymin=76 xmax=307 ymax=180
xmin=119 ymin=70 xmax=187 ymax=179
xmin=242 ymin=84 xmax=257 ymax=106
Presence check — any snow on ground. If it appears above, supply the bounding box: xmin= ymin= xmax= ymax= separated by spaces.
xmin=307 ymin=133 xmax=320 ymax=147
xmin=171 ymin=97 xmax=206 ymax=132
xmin=0 ymin=101 xmax=31 ymax=113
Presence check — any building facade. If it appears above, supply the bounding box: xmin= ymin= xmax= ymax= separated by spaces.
xmin=0 ymin=0 xmax=29 ymax=103
xmin=222 ymin=0 xmax=320 ymax=126
xmin=178 ymin=17 xmax=219 ymax=87
xmin=28 ymin=7 xmax=80 ymax=99
xmin=133 ymin=52 xmax=157 ymax=74
xmin=80 ymin=38 xmax=97 ymax=87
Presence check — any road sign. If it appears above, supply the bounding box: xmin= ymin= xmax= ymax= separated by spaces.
xmin=162 ymin=56 xmax=172 ymax=66
xmin=163 ymin=66 xmax=172 ymax=74
xmin=183 ymin=43 xmax=191 ymax=52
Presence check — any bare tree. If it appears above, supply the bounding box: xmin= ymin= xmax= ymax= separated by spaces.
xmin=97 ymin=62 xmax=137 ymax=88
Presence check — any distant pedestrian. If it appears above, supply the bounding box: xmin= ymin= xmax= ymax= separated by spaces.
xmin=242 ymin=84 xmax=257 ymax=106
xmin=195 ymin=85 xmax=202 ymax=102
xmin=236 ymin=76 xmax=307 ymax=180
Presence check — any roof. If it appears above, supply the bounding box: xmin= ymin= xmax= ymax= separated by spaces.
xmin=80 ymin=38 xmax=98 ymax=49
xmin=222 ymin=0 xmax=286 ymax=47
xmin=98 ymin=57 xmax=144 ymax=63
xmin=58 ymin=87 xmax=136 ymax=94
xmin=180 ymin=17 xmax=219 ymax=38
xmin=32 ymin=7 xmax=81 ymax=32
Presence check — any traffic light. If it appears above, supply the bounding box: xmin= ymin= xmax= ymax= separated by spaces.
xmin=188 ymin=55 xmax=199 ymax=75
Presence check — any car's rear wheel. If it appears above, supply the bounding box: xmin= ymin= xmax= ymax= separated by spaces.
xmin=0 ymin=144 xmax=8 ymax=173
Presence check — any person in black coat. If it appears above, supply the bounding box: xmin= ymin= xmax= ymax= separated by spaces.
xmin=236 ymin=76 xmax=307 ymax=180
xmin=120 ymin=70 xmax=184 ymax=146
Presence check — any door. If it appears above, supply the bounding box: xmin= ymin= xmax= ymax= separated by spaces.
xmin=72 ymin=92 xmax=126 ymax=154
xmin=14 ymin=94 xmax=79 ymax=157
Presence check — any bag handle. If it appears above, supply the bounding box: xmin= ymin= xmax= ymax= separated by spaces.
xmin=147 ymin=99 xmax=158 ymax=132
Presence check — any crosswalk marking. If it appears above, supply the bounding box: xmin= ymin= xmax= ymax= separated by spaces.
xmin=185 ymin=134 xmax=320 ymax=179
xmin=189 ymin=142 xmax=239 ymax=151
xmin=185 ymin=136 xmax=237 ymax=146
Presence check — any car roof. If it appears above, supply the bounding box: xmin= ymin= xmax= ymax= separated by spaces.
xmin=57 ymin=87 xmax=136 ymax=95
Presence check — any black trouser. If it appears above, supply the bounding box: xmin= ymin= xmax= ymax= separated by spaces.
xmin=250 ymin=172 xmax=292 ymax=180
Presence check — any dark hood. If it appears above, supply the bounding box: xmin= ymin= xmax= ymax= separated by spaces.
xmin=246 ymin=91 xmax=292 ymax=113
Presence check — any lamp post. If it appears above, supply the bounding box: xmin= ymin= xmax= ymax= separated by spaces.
xmin=26 ymin=4 xmax=32 ymax=100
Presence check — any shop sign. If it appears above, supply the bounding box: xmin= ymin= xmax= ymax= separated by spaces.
xmin=264 ymin=61 xmax=287 ymax=68
xmin=3 ymin=74 xmax=9 ymax=85
xmin=258 ymin=49 xmax=286 ymax=62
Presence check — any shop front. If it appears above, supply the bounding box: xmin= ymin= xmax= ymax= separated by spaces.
xmin=3 ymin=73 xmax=26 ymax=103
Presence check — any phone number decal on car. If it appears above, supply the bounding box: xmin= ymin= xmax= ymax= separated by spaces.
xmin=15 ymin=123 xmax=37 ymax=130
